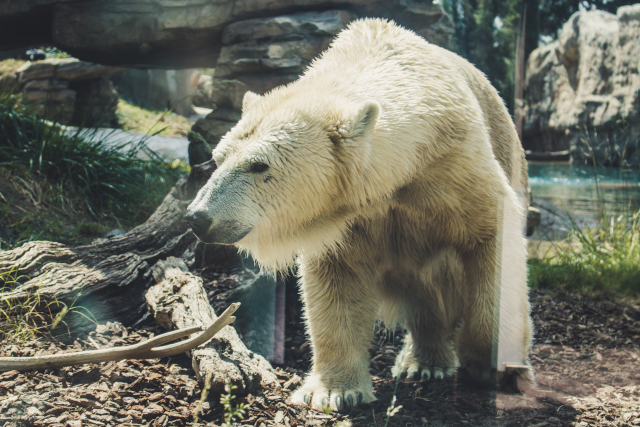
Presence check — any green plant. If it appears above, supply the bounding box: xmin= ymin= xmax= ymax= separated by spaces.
xmin=529 ymin=208 xmax=640 ymax=298
xmin=0 ymin=90 xmax=188 ymax=225
xmin=529 ymin=126 xmax=640 ymax=298
xmin=41 ymin=46 xmax=72 ymax=59
xmin=193 ymin=372 xmax=212 ymax=424
xmin=384 ymin=375 xmax=403 ymax=427
xmin=220 ymin=379 xmax=246 ymax=426
xmin=0 ymin=267 xmax=96 ymax=342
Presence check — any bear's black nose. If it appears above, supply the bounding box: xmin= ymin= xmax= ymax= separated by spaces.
xmin=185 ymin=210 xmax=213 ymax=236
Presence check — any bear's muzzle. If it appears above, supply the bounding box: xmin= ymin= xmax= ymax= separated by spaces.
xmin=185 ymin=210 xmax=252 ymax=245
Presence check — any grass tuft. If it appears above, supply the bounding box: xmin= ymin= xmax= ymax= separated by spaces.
xmin=0 ymin=90 xmax=188 ymax=242
xmin=529 ymin=207 xmax=640 ymax=298
xmin=0 ymin=266 xmax=94 ymax=342
xmin=117 ymin=99 xmax=192 ymax=137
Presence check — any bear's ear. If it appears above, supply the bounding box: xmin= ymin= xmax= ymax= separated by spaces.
xmin=242 ymin=91 xmax=261 ymax=112
xmin=340 ymin=100 xmax=380 ymax=141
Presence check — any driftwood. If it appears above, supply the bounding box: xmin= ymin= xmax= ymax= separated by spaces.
xmin=145 ymin=257 xmax=278 ymax=393
xmin=0 ymin=160 xmax=278 ymax=392
xmin=0 ymin=304 xmax=237 ymax=372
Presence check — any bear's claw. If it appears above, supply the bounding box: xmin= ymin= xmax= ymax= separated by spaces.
xmin=393 ymin=362 xmax=455 ymax=381
xmin=290 ymin=375 xmax=374 ymax=412
xmin=392 ymin=334 xmax=458 ymax=381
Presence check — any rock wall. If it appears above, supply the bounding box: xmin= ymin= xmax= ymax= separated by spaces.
xmin=0 ymin=0 xmax=452 ymax=69
xmin=523 ymin=5 xmax=640 ymax=167
xmin=1 ymin=0 xmax=454 ymax=162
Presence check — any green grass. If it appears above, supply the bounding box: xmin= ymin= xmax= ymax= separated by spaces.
xmin=0 ymin=90 xmax=188 ymax=238
xmin=117 ymin=99 xmax=193 ymax=137
xmin=0 ymin=266 xmax=95 ymax=342
xmin=528 ymin=207 xmax=640 ymax=298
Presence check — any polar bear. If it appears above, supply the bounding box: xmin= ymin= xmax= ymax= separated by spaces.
xmin=186 ymin=18 xmax=533 ymax=412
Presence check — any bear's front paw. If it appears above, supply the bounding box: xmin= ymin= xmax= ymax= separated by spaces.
xmin=289 ymin=374 xmax=376 ymax=412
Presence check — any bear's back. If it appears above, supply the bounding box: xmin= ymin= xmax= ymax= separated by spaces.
xmin=303 ymin=18 xmax=528 ymax=196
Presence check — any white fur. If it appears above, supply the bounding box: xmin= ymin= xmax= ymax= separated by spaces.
xmin=190 ymin=18 xmax=534 ymax=411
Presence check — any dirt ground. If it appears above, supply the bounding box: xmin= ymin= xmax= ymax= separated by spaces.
xmin=1 ymin=287 xmax=639 ymax=427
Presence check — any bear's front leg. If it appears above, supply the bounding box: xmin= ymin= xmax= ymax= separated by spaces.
xmin=291 ymin=254 xmax=379 ymax=412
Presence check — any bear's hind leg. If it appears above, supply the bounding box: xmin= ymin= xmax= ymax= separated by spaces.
xmin=457 ymin=195 xmax=533 ymax=385
xmin=391 ymin=248 xmax=464 ymax=381
xmin=392 ymin=321 xmax=458 ymax=380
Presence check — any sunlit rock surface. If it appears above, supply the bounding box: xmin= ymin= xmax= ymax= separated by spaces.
xmin=524 ymin=5 xmax=640 ymax=167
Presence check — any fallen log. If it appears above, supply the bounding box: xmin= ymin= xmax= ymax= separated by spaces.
xmin=145 ymin=257 xmax=278 ymax=393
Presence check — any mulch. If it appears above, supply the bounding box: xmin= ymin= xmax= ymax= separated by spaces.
xmin=1 ymin=289 xmax=639 ymax=427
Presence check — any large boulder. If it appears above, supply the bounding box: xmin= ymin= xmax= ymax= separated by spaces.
xmin=0 ymin=0 xmax=452 ymax=68
xmin=7 ymin=58 xmax=121 ymax=126
xmin=523 ymin=5 xmax=640 ymax=167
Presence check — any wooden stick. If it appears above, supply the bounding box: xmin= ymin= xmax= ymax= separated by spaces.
xmin=0 ymin=303 xmax=239 ymax=372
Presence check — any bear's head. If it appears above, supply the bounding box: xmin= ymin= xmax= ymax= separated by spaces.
xmin=185 ymin=88 xmax=380 ymax=270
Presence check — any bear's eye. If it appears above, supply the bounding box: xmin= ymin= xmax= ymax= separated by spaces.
xmin=249 ymin=162 xmax=269 ymax=173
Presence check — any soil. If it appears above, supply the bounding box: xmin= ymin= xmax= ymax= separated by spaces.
xmin=1 ymin=287 xmax=639 ymax=427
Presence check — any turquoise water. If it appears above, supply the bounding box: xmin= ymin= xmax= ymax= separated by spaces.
xmin=528 ymin=162 xmax=640 ymax=221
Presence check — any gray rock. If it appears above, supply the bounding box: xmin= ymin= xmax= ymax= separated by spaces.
xmin=206 ymin=106 xmax=242 ymax=122
xmin=1 ymin=0 xmax=451 ymax=68
xmin=415 ymin=11 xmax=455 ymax=51
xmin=395 ymin=0 xmax=447 ymax=30
xmin=21 ymin=78 xmax=76 ymax=124
xmin=216 ymin=37 xmax=330 ymax=78
xmin=70 ymin=76 xmax=119 ymax=126
xmin=109 ymin=68 xmax=199 ymax=117
xmin=17 ymin=58 xmax=122 ymax=83
xmin=523 ymin=6 xmax=640 ymax=167
xmin=222 ymin=10 xmax=355 ymax=44
xmin=12 ymin=60 xmax=120 ymax=126
xmin=192 ymin=74 xmax=215 ymax=108
xmin=191 ymin=117 xmax=237 ymax=147
xmin=105 ymin=229 xmax=126 ymax=238
xmin=187 ymin=131 xmax=213 ymax=166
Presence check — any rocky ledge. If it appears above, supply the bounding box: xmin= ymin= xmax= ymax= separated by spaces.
xmin=524 ymin=4 xmax=640 ymax=167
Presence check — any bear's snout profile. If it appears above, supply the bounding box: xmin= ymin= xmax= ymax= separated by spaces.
xmin=185 ymin=210 xmax=212 ymax=239
xmin=185 ymin=209 xmax=253 ymax=245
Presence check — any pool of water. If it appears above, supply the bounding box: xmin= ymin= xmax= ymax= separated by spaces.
xmin=528 ymin=162 xmax=640 ymax=222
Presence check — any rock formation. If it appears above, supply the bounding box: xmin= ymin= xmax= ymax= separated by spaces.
xmin=1 ymin=0 xmax=454 ymax=160
xmin=0 ymin=0 xmax=452 ymax=68
xmin=110 ymin=69 xmax=200 ymax=117
xmin=1 ymin=58 xmax=121 ymax=126
xmin=523 ymin=5 xmax=640 ymax=167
